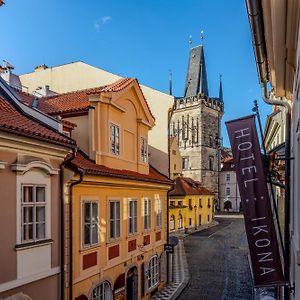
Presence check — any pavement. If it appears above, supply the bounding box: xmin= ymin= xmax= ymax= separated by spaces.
xmin=178 ymin=215 xmax=254 ymax=300
xmin=151 ymin=220 xmax=220 ymax=300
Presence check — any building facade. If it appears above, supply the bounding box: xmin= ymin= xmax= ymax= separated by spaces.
xmin=219 ymin=157 xmax=241 ymax=212
xmin=18 ymin=61 xmax=174 ymax=177
xmin=169 ymin=177 xmax=213 ymax=232
xmin=17 ymin=77 xmax=172 ymax=299
xmin=246 ymin=0 xmax=300 ymax=298
xmin=170 ymin=45 xmax=224 ymax=205
xmin=0 ymin=78 xmax=75 ymax=300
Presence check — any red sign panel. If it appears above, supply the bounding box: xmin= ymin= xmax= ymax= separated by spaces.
xmin=226 ymin=115 xmax=284 ymax=287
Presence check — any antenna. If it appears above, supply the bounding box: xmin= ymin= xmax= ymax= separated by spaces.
xmin=200 ymin=30 xmax=204 ymax=45
xmin=189 ymin=35 xmax=192 ymax=48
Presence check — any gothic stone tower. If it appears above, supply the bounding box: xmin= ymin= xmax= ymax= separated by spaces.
xmin=170 ymin=44 xmax=224 ymax=201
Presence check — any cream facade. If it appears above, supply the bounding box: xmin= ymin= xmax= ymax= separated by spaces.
xmin=19 ymin=61 xmax=174 ymax=176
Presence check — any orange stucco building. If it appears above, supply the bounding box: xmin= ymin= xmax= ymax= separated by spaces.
xmin=18 ymin=78 xmax=172 ymax=299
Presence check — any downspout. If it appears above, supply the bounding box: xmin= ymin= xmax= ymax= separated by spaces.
xmin=69 ymin=168 xmax=85 ymax=300
xmin=261 ymin=83 xmax=291 ymax=293
xmin=60 ymin=148 xmax=77 ymax=300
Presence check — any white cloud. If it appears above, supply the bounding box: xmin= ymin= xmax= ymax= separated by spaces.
xmin=94 ymin=16 xmax=112 ymax=31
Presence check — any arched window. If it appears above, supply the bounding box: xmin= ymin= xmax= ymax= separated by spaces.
xmin=178 ymin=212 xmax=183 ymax=229
xmin=148 ymin=256 xmax=159 ymax=289
xmin=170 ymin=215 xmax=175 ymax=231
xmin=209 ymin=135 xmax=213 ymax=147
xmin=209 ymin=156 xmax=214 ymax=171
xmin=91 ymin=281 xmax=112 ymax=300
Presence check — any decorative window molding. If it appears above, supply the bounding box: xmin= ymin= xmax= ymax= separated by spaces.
xmin=11 ymin=161 xmax=59 ymax=175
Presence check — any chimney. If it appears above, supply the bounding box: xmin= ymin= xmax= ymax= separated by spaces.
xmin=34 ymin=64 xmax=48 ymax=72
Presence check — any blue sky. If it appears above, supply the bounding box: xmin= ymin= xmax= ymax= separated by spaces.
xmin=0 ymin=0 xmax=269 ymax=147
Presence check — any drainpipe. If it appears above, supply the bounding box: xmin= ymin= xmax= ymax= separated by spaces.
xmin=261 ymin=83 xmax=291 ymax=297
xmin=69 ymin=168 xmax=85 ymax=300
xmin=60 ymin=148 xmax=77 ymax=300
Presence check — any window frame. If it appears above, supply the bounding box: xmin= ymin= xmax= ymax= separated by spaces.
xmin=156 ymin=196 xmax=162 ymax=228
xmin=21 ymin=184 xmax=47 ymax=243
xmin=148 ymin=255 xmax=159 ymax=289
xmin=82 ymin=200 xmax=99 ymax=248
xmin=141 ymin=137 xmax=148 ymax=163
xmin=109 ymin=200 xmax=121 ymax=240
xmin=90 ymin=281 xmax=112 ymax=300
xmin=109 ymin=123 xmax=120 ymax=156
xmin=128 ymin=198 xmax=138 ymax=235
xmin=143 ymin=198 xmax=151 ymax=231
xmin=226 ymin=173 xmax=231 ymax=182
xmin=226 ymin=187 xmax=231 ymax=197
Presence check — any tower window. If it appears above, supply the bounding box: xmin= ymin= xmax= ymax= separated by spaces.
xmin=182 ymin=157 xmax=189 ymax=170
xmin=209 ymin=156 xmax=214 ymax=171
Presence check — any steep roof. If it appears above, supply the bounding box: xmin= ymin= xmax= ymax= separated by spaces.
xmin=0 ymin=94 xmax=75 ymax=146
xmin=68 ymin=150 xmax=173 ymax=185
xmin=184 ymin=45 xmax=209 ymax=97
xmin=221 ymin=157 xmax=236 ymax=172
xmin=169 ymin=176 xmax=213 ymax=196
xmin=18 ymin=78 xmax=155 ymax=120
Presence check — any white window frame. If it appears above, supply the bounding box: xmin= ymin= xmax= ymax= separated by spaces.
xmin=82 ymin=200 xmax=99 ymax=248
xmin=141 ymin=137 xmax=148 ymax=163
xmin=21 ymin=184 xmax=47 ymax=243
xmin=90 ymin=281 xmax=112 ymax=300
xmin=226 ymin=187 xmax=231 ymax=196
xmin=128 ymin=199 xmax=138 ymax=235
xmin=226 ymin=173 xmax=230 ymax=182
xmin=110 ymin=123 xmax=120 ymax=155
xmin=156 ymin=196 xmax=162 ymax=228
xmin=148 ymin=255 xmax=159 ymax=289
xmin=182 ymin=157 xmax=189 ymax=170
xmin=109 ymin=200 xmax=121 ymax=240
xmin=144 ymin=198 xmax=151 ymax=231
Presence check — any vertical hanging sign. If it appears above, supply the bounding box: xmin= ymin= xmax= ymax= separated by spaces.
xmin=226 ymin=115 xmax=284 ymax=287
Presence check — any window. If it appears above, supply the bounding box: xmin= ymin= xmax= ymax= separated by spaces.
xmin=148 ymin=256 xmax=159 ymax=289
xmin=209 ymin=135 xmax=213 ymax=147
xmin=208 ymin=215 xmax=210 ymax=222
xmin=208 ymin=198 xmax=211 ymax=208
xmin=83 ymin=201 xmax=98 ymax=247
xmin=21 ymin=185 xmax=46 ymax=242
xmin=199 ymin=198 xmax=202 ymax=207
xmin=199 ymin=214 xmax=202 ymax=225
xmin=156 ymin=196 xmax=162 ymax=227
xmin=209 ymin=156 xmax=214 ymax=171
xmin=226 ymin=173 xmax=230 ymax=182
xmin=178 ymin=212 xmax=183 ymax=229
xmin=110 ymin=124 xmax=120 ymax=155
xmin=172 ymin=150 xmax=176 ymax=155
xmin=189 ymin=218 xmax=192 ymax=226
xmin=141 ymin=137 xmax=148 ymax=163
xmin=174 ymin=163 xmax=176 ymax=171
xmin=109 ymin=201 xmax=120 ymax=239
xmin=128 ymin=199 xmax=137 ymax=235
xmin=188 ymin=199 xmax=192 ymax=209
xmin=91 ymin=281 xmax=112 ymax=300
xmin=170 ymin=215 xmax=175 ymax=231
xmin=144 ymin=198 xmax=151 ymax=230
xmin=182 ymin=157 xmax=189 ymax=170
xmin=226 ymin=187 xmax=231 ymax=196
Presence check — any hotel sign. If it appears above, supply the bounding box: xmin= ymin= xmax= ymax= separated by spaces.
xmin=226 ymin=115 xmax=284 ymax=287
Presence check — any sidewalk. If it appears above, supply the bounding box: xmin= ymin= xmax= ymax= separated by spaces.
xmin=151 ymin=221 xmax=219 ymax=300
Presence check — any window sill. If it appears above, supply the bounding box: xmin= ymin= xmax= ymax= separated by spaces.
xmin=106 ymin=238 xmax=122 ymax=245
xmin=15 ymin=239 xmax=53 ymax=251
xmin=80 ymin=244 xmax=100 ymax=253
xmin=126 ymin=233 xmax=138 ymax=239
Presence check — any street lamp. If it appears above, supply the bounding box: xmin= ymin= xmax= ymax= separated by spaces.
xmin=215 ymin=136 xmax=222 ymax=212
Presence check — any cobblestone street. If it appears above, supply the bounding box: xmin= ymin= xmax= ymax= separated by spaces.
xmin=178 ymin=215 xmax=254 ymax=300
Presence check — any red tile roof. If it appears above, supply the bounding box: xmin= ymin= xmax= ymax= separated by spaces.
xmin=18 ymin=78 xmax=155 ymax=120
xmin=221 ymin=157 xmax=235 ymax=172
xmin=169 ymin=176 xmax=214 ymax=196
xmin=0 ymin=95 xmax=75 ymax=146
xmin=68 ymin=150 xmax=172 ymax=185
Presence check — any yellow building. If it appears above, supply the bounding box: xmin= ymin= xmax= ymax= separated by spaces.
xmin=18 ymin=78 xmax=173 ymax=299
xmin=169 ymin=177 xmax=214 ymax=232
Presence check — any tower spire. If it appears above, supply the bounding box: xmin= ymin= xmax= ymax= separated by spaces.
xmin=184 ymin=38 xmax=209 ymax=97
xmin=219 ymin=74 xmax=223 ymax=102
xmin=169 ymin=69 xmax=173 ymax=96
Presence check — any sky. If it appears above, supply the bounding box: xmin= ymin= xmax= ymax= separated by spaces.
xmin=0 ymin=0 xmax=270 ymax=147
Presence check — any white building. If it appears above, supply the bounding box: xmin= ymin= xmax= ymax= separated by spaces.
xmin=219 ymin=157 xmax=241 ymax=212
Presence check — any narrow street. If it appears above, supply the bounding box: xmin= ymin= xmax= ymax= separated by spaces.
xmin=178 ymin=215 xmax=254 ymax=300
